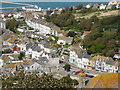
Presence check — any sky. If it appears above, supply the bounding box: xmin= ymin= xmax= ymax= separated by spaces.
xmin=2 ymin=0 xmax=111 ymax=2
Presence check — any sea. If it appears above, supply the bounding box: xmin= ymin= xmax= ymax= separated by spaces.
xmin=0 ymin=2 xmax=108 ymax=13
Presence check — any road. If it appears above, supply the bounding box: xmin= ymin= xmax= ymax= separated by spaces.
xmin=0 ymin=1 xmax=33 ymax=10
xmin=56 ymin=63 xmax=93 ymax=84
xmin=0 ymin=7 xmax=25 ymax=10
xmin=0 ymin=1 xmax=31 ymax=6
xmin=59 ymin=59 xmax=102 ymax=76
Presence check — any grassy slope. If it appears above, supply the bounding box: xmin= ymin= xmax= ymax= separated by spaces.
xmin=73 ymin=10 xmax=119 ymax=19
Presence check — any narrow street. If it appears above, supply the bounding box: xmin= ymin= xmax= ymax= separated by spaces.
xmin=59 ymin=59 xmax=102 ymax=76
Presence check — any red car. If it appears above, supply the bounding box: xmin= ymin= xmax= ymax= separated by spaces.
xmin=73 ymin=71 xmax=81 ymax=75
xmin=73 ymin=71 xmax=94 ymax=78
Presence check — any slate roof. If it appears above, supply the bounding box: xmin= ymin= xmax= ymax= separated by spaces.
xmin=113 ymin=61 xmax=119 ymax=67
xmin=39 ymin=40 xmax=51 ymax=48
xmin=10 ymin=45 xmax=16 ymax=49
xmin=70 ymin=44 xmax=88 ymax=58
xmin=83 ymin=55 xmax=92 ymax=59
xmin=34 ymin=60 xmax=46 ymax=65
xmin=38 ymin=57 xmax=49 ymax=61
xmin=105 ymin=59 xmax=116 ymax=65
xmin=26 ymin=42 xmax=33 ymax=50
xmin=32 ymin=46 xmax=43 ymax=52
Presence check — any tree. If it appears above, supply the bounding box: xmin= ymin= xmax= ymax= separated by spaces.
xmin=90 ymin=15 xmax=99 ymax=24
xmin=63 ymin=64 xmax=71 ymax=71
xmin=72 ymin=79 xmax=79 ymax=85
xmin=18 ymin=52 xmax=24 ymax=60
xmin=6 ymin=18 xmax=20 ymax=32
xmin=82 ymin=15 xmax=120 ymax=57
xmin=62 ymin=7 xmax=73 ymax=13
xmin=61 ymin=74 xmax=78 ymax=85
xmin=47 ymin=12 xmax=75 ymax=27
xmin=76 ymin=4 xmax=84 ymax=10
xmin=2 ymin=71 xmax=76 ymax=88
xmin=67 ymin=31 xmax=76 ymax=37
xmin=111 ymin=5 xmax=117 ymax=10
xmin=2 ymin=49 xmax=12 ymax=54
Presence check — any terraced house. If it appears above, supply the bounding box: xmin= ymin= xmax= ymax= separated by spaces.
xmin=69 ymin=44 xmax=89 ymax=69
xmin=91 ymin=55 xmax=119 ymax=73
xmin=25 ymin=15 xmax=60 ymax=36
xmin=0 ymin=16 xmax=6 ymax=29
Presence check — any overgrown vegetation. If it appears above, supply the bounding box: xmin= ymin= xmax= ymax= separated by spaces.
xmin=6 ymin=18 xmax=26 ymax=34
xmin=45 ymin=12 xmax=76 ymax=27
xmin=82 ymin=16 xmax=120 ymax=57
xmin=2 ymin=71 xmax=78 ymax=88
xmin=63 ymin=64 xmax=71 ymax=71
xmin=2 ymin=49 xmax=13 ymax=54
xmin=45 ymin=6 xmax=120 ymax=57
xmin=6 ymin=18 xmax=20 ymax=33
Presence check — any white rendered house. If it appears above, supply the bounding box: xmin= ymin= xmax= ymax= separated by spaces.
xmin=99 ymin=4 xmax=107 ymax=10
xmin=25 ymin=62 xmax=42 ymax=72
xmin=77 ymin=58 xmax=89 ymax=69
xmin=25 ymin=16 xmax=60 ymax=36
xmin=0 ymin=59 xmax=3 ymax=68
xmin=108 ymin=0 xmax=120 ymax=6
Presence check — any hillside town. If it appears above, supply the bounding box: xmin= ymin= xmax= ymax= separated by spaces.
xmin=0 ymin=0 xmax=120 ymax=89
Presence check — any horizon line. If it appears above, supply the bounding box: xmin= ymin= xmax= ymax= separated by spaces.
xmin=2 ymin=1 xmax=109 ymax=2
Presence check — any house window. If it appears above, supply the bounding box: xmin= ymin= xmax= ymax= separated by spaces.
xmin=115 ymin=67 xmax=118 ymax=69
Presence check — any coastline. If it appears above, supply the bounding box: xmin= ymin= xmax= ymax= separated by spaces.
xmin=0 ymin=2 xmax=108 ymax=13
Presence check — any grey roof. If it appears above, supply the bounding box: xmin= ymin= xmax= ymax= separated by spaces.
xmin=38 ymin=57 xmax=49 ymax=61
xmin=106 ymin=59 xmax=116 ymax=65
xmin=83 ymin=55 xmax=92 ymax=59
xmin=35 ymin=60 xmax=46 ymax=65
xmin=32 ymin=57 xmax=48 ymax=65
xmin=23 ymin=63 xmax=31 ymax=67
xmin=49 ymin=53 xmax=59 ymax=58
xmin=2 ymin=45 xmax=9 ymax=49
xmin=9 ymin=54 xmax=19 ymax=60
xmin=2 ymin=29 xmax=8 ymax=34
xmin=10 ymin=45 xmax=16 ymax=49
xmin=30 ymin=45 xmax=37 ymax=49
xmin=34 ymin=34 xmax=47 ymax=39
xmin=39 ymin=40 xmax=50 ymax=48
xmin=73 ymin=49 xmax=88 ymax=58
xmin=23 ymin=37 xmax=29 ymax=42
xmin=32 ymin=46 xmax=43 ymax=52
xmin=26 ymin=42 xmax=32 ymax=50
xmin=113 ymin=62 xmax=119 ymax=67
